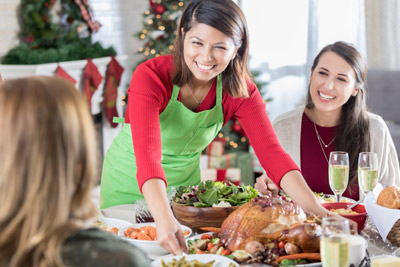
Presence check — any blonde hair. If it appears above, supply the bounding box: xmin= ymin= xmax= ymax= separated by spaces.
xmin=0 ymin=76 xmax=98 ymax=267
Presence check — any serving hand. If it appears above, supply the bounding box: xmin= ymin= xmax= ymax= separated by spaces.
xmin=155 ymin=215 xmax=188 ymax=255
xmin=254 ymin=174 xmax=279 ymax=196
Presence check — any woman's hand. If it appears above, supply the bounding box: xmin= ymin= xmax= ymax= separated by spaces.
xmin=254 ymin=174 xmax=279 ymax=196
xmin=326 ymin=211 xmax=358 ymax=233
xmin=154 ymin=215 xmax=188 ymax=255
xmin=142 ymin=178 xmax=188 ymax=255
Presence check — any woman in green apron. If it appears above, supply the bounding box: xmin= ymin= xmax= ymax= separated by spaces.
xmin=101 ymin=0 xmax=343 ymax=256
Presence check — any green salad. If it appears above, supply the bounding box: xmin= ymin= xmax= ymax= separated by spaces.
xmin=173 ymin=180 xmax=259 ymax=207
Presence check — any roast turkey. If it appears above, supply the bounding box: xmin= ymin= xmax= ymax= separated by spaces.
xmin=220 ymin=195 xmax=321 ymax=252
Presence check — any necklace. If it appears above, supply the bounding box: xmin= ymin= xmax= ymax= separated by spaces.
xmin=311 ymin=112 xmax=336 ymax=163
xmin=188 ymin=83 xmax=211 ymax=104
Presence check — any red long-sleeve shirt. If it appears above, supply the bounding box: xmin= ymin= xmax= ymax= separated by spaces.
xmin=125 ymin=55 xmax=299 ymax=192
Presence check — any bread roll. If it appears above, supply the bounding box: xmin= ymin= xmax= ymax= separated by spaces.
xmin=377 ymin=186 xmax=400 ymax=209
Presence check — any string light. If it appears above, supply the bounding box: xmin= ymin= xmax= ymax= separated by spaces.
xmin=168 ymin=45 xmax=174 ymax=50
xmin=138 ymin=47 xmax=144 ymax=52
xmin=218 ymin=133 xmax=223 ymax=138
xmin=144 ymin=51 xmax=149 ymax=56
xmin=145 ymin=10 xmax=150 ymax=15
xmin=158 ymin=26 xmax=165 ymax=31
xmin=178 ymin=1 xmax=184 ymax=6
xmin=142 ymin=29 xmax=147 ymax=34
xmin=225 ymin=137 xmax=230 ymax=141
xmin=240 ymin=137 xmax=247 ymax=142
xmin=150 ymin=49 xmax=156 ymax=54
xmin=156 ymin=14 xmax=161 ymax=19
xmin=140 ymin=34 xmax=146 ymax=39
xmin=148 ymin=19 xmax=153 ymax=24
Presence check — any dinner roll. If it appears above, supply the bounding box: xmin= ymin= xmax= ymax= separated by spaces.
xmin=377 ymin=186 xmax=400 ymax=209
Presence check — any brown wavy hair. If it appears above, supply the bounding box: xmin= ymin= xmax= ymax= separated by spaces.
xmin=172 ymin=0 xmax=251 ymax=98
xmin=306 ymin=41 xmax=370 ymax=186
xmin=0 ymin=77 xmax=98 ymax=267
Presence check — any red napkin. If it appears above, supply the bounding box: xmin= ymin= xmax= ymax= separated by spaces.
xmin=83 ymin=59 xmax=103 ymax=108
xmin=103 ymin=56 xmax=124 ymax=128
xmin=55 ymin=65 xmax=77 ymax=85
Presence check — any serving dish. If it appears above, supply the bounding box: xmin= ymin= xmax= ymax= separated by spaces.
xmin=95 ymin=217 xmax=132 ymax=235
xmin=150 ymin=254 xmax=239 ymax=267
xmin=118 ymin=222 xmax=192 ymax=258
xmin=322 ymin=202 xmax=368 ymax=232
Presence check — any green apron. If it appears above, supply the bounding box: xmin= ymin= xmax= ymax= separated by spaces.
xmin=100 ymin=75 xmax=224 ymax=209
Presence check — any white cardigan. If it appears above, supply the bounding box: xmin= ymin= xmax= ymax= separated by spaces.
xmin=273 ymin=106 xmax=400 ymax=198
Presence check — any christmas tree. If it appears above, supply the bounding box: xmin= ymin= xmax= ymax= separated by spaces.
xmin=2 ymin=0 xmax=115 ymax=64
xmin=134 ymin=0 xmax=188 ymax=65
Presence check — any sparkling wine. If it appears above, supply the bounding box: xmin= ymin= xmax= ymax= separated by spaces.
xmin=329 ymin=165 xmax=349 ymax=194
xmin=358 ymin=167 xmax=378 ymax=193
xmin=321 ymin=234 xmax=349 ymax=267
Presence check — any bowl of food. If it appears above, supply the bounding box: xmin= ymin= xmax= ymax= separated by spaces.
xmin=171 ymin=181 xmax=259 ymax=231
xmin=321 ymin=202 xmax=368 ymax=232
xmin=119 ymin=222 xmax=192 ymax=257
xmin=95 ymin=217 xmax=132 ymax=235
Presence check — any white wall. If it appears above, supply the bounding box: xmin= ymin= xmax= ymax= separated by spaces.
xmin=0 ymin=0 xmax=20 ymax=58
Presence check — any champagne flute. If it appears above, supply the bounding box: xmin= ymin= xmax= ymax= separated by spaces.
xmin=321 ymin=216 xmax=350 ymax=267
xmin=329 ymin=151 xmax=349 ymax=202
xmin=358 ymin=152 xmax=379 ymax=199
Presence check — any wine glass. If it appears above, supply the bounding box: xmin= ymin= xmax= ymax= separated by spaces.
xmin=358 ymin=152 xmax=379 ymax=199
xmin=329 ymin=151 xmax=349 ymax=202
xmin=321 ymin=216 xmax=350 ymax=267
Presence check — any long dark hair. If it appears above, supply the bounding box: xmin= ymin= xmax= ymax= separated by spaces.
xmin=306 ymin=41 xmax=370 ymax=186
xmin=172 ymin=0 xmax=250 ymax=98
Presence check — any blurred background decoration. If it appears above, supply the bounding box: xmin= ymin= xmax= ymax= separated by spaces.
xmin=1 ymin=0 xmax=115 ymax=65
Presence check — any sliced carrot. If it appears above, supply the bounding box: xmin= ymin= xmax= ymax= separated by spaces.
xmin=184 ymin=230 xmax=190 ymax=236
xmin=149 ymin=227 xmax=157 ymax=240
xmin=200 ymin=227 xmax=221 ymax=233
xmin=137 ymin=232 xmax=152 ymax=240
xmin=277 ymin=253 xmax=321 ymax=264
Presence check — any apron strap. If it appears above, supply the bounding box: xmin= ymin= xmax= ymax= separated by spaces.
xmin=113 ymin=117 xmax=125 ymax=124
xmin=216 ymin=74 xmax=222 ymax=104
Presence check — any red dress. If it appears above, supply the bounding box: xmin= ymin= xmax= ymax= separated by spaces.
xmin=300 ymin=113 xmax=359 ymax=200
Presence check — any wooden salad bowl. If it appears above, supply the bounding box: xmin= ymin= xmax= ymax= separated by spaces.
xmin=171 ymin=200 xmax=240 ymax=230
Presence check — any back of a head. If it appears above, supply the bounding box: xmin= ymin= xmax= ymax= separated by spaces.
xmin=0 ymin=76 xmax=98 ymax=266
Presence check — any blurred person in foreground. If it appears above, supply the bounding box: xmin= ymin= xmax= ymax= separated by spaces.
xmin=0 ymin=76 xmax=150 ymax=267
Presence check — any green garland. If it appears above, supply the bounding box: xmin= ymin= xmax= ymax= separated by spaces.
xmin=2 ymin=0 xmax=115 ymax=65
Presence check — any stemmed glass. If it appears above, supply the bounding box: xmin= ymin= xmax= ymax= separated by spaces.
xmin=329 ymin=151 xmax=349 ymax=202
xmin=321 ymin=216 xmax=350 ymax=267
xmin=358 ymin=152 xmax=379 ymax=200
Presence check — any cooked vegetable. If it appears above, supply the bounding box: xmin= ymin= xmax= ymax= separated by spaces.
xmin=277 ymin=253 xmax=321 ymax=264
xmin=199 ymin=227 xmax=221 ymax=233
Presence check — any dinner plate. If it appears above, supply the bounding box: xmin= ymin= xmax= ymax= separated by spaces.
xmin=320 ymin=194 xmax=355 ymax=203
xmin=95 ymin=217 xmax=133 ymax=234
xmin=186 ymin=234 xmax=321 ymax=266
xmin=150 ymin=254 xmax=239 ymax=267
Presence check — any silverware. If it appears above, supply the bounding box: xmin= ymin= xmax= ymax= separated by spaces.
xmin=346 ymin=199 xmax=363 ymax=210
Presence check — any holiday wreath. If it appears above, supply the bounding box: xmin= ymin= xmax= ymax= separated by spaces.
xmin=2 ymin=0 xmax=116 ymax=64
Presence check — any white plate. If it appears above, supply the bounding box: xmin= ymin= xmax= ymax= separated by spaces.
xmin=187 ymin=233 xmax=321 ymax=267
xmin=151 ymin=254 xmax=239 ymax=267
xmin=118 ymin=222 xmax=193 ymax=259
xmin=96 ymin=217 xmax=133 ymax=233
